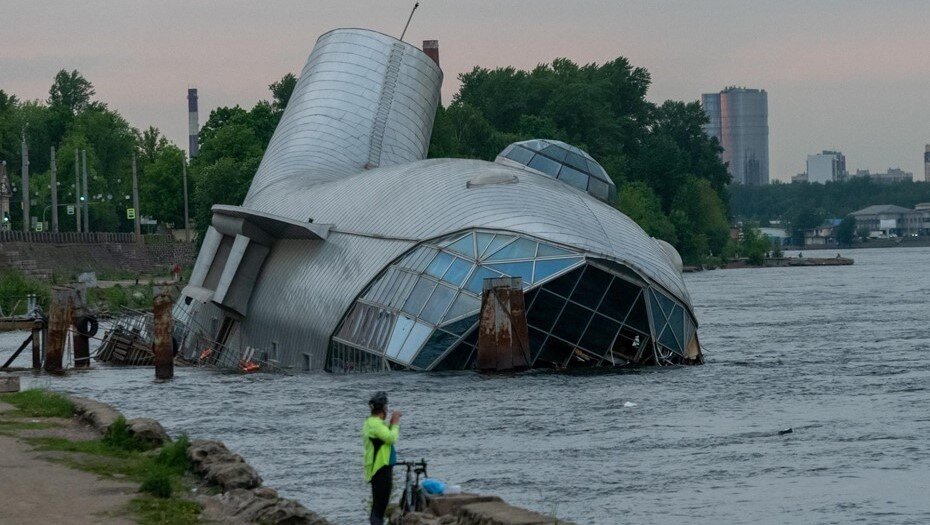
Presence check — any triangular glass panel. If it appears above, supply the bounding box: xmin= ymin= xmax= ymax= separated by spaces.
xmin=438 ymin=233 xmax=467 ymax=248
xmin=624 ymin=292 xmax=651 ymax=334
xmin=486 ymin=262 xmax=534 ymax=284
xmin=443 ymin=293 xmax=480 ymax=323
xmin=487 ymin=238 xmax=537 ymax=260
xmin=476 ymin=233 xmax=496 ymax=258
xmin=481 ymin=235 xmax=515 ymax=260
xmin=658 ymin=322 xmax=682 ymax=355
xmin=653 ymin=289 xmax=676 ymax=318
xmin=533 ymin=258 xmax=582 ymax=284
xmin=446 ymin=233 xmax=476 ymax=258
xmin=464 ymin=266 xmax=504 ymax=294
xmin=536 ymin=242 xmax=571 ymax=257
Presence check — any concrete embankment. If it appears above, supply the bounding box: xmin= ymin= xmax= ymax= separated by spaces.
xmin=685 ymin=256 xmax=854 ymax=272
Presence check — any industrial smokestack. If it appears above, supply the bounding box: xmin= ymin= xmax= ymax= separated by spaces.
xmin=422 ymin=40 xmax=439 ymax=67
xmin=188 ymin=88 xmax=199 ymax=158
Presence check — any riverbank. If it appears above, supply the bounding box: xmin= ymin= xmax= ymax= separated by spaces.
xmin=0 ymin=385 xmax=328 ymax=524
xmin=685 ymin=255 xmax=854 ymax=272
xmin=0 ymin=382 xmax=571 ymax=525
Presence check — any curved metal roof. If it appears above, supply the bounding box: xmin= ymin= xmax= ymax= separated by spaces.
xmin=245 ymin=157 xmax=691 ymax=306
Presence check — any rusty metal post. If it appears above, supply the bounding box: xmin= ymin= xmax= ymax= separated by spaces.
xmin=477 ymin=277 xmax=531 ymax=371
xmin=44 ymin=287 xmax=74 ymax=373
xmin=153 ymin=288 xmax=174 ymax=379
xmin=71 ymin=285 xmax=91 ymax=368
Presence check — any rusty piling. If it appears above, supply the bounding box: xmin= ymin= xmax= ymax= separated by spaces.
xmin=152 ymin=288 xmax=174 ymax=379
xmin=477 ymin=277 xmax=531 ymax=371
xmin=44 ymin=287 xmax=74 ymax=373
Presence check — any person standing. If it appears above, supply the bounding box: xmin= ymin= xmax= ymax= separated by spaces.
xmin=363 ymin=391 xmax=401 ymax=525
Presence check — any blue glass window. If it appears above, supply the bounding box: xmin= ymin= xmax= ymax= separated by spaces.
xmin=396 ymin=322 xmax=432 ymax=363
xmin=541 ymin=145 xmax=568 ymax=161
xmin=533 ymin=257 xmax=581 ymax=282
xmin=486 ymin=261 xmax=534 ymax=284
xmin=386 ymin=315 xmax=414 ymax=359
xmin=588 ymin=178 xmax=610 ymax=201
xmin=481 ymin=235 xmax=514 ymax=260
xmin=420 ymin=284 xmax=456 ymax=325
xmin=528 ymin=154 xmax=561 ymax=176
xmin=403 ymin=278 xmax=436 ymax=316
xmin=536 ymin=243 xmax=571 ymax=257
xmin=465 ymin=266 xmax=503 ymax=293
xmin=558 ymin=165 xmax=589 ymax=191
xmin=446 ymin=234 xmax=476 ymax=258
xmin=487 ymin=238 xmax=537 ymax=260
xmin=505 ymin=146 xmax=534 ymax=165
xmin=426 ymin=252 xmax=454 ymax=278
xmin=476 ymin=233 xmax=496 ymax=258
xmin=444 ymin=293 xmax=479 ymax=322
xmin=442 ymin=257 xmax=473 ymax=286
xmin=564 ymin=151 xmax=589 ymax=172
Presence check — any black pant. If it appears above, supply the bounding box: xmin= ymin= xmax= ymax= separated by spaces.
xmin=370 ymin=465 xmax=392 ymax=525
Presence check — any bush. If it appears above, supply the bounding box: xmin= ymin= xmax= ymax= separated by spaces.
xmin=153 ymin=435 xmax=191 ymax=476
xmin=0 ymin=269 xmax=51 ymax=316
xmin=2 ymin=389 xmax=74 ymax=418
xmin=140 ymin=467 xmax=173 ymax=498
xmin=103 ymin=416 xmax=149 ymax=452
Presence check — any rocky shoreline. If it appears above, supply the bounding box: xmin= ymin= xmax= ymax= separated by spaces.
xmin=68 ymin=394 xmax=331 ymax=524
xmin=44 ymin=389 xmax=574 ymax=524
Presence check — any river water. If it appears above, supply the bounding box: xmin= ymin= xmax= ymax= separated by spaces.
xmin=3 ymin=247 xmax=929 ymax=524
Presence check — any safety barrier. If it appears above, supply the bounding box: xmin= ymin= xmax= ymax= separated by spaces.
xmin=0 ymin=231 xmax=178 ymax=244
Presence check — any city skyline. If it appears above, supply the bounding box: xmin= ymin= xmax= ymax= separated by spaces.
xmin=2 ymin=1 xmax=930 ymax=180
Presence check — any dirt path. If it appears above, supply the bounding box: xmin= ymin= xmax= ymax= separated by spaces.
xmin=0 ymin=401 xmax=137 ymax=525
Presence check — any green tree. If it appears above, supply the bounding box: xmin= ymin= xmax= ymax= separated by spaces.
xmin=269 ymin=73 xmax=297 ymax=114
xmin=617 ymin=182 xmax=677 ymax=243
xmin=740 ymin=224 xmax=771 ymax=266
xmin=48 ymin=69 xmax=96 ymax=115
xmin=835 ymin=216 xmax=856 ymax=246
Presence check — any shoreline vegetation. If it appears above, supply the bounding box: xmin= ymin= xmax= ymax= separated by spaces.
xmin=0 ymin=387 xmax=328 ymax=524
xmin=0 ymin=387 xmax=574 ymax=524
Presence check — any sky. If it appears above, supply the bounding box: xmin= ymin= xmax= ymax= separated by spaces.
xmin=2 ymin=0 xmax=929 ymax=181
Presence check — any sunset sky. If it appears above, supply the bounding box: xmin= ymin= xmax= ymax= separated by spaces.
xmin=2 ymin=0 xmax=929 ymax=180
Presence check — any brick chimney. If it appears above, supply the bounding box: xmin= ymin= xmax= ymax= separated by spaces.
xmin=423 ymin=40 xmax=439 ymax=67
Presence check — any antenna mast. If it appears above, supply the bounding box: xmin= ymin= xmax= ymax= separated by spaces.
xmin=400 ymin=2 xmax=419 ymax=42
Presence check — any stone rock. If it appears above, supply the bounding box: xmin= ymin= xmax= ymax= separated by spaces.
xmin=213 ymin=487 xmax=332 ymax=525
xmin=457 ymin=501 xmax=573 ymax=525
xmin=0 ymin=376 xmax=20 ymax=393
xmin=187 ymin=439 xmax=262 ymax=490
xmin=428 ymin=493 xmax=503 ymax=517
xmin=207 ymin=461 xmax=262 ymax=490
xmin=127 ymin=417 xmax=170 ymax=446
xmin=68 ymin=395 xmax=121 ymax=431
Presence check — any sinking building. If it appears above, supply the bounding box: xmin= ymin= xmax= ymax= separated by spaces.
xmin=175 ymin=28 xmax=702 ymax=372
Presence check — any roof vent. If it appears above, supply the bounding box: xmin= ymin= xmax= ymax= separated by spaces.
xmin=466 ymin=173 xmax=519 ymax=188
xmin=495 ymin=139 xmax=616 ymax=204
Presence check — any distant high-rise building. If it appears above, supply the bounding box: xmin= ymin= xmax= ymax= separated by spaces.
xmin=188 ymin=88 xmax=199 ymax=158
xmin=924 ymin=144 xmax=929 ymax=182
xmin=806 ymin=150 xmax=846 ymax=183
xmin=701 ymin=87 xmax=769 ymax=185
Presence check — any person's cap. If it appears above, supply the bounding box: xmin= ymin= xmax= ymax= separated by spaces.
xmin=369 ymin=391 xmax=388 ymax=411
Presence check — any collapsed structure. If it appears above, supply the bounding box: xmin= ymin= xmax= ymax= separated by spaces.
xmin=175 ymin=28 xmax=702 ymax=372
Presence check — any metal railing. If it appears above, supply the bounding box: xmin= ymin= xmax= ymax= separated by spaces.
xmin=0 ymin=231 xmax=178 ymax=244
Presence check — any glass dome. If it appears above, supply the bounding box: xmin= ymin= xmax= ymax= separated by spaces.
xmin=496 ymin=139 xmax=617 ymax=204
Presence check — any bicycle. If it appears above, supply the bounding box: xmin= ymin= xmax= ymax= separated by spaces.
xmin=397 ymin=459 xmax=429 ymax=516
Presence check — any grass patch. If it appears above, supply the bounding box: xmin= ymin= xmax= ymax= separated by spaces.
xmin=1 ymin=389 xmax=74 ymax=418
xmin=128 ymin=496 xmax=201 ymax=525
xmin=0 ymin=419 xmax=58 ymax=436
xmin=104 ymin=416 xmax=150 ymax=452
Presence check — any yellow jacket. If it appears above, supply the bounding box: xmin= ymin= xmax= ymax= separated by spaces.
xmin=362 ymin=415 xmax=399 ymax=482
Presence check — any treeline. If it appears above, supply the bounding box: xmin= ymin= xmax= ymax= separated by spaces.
xmin=731 ymin=178 xmax=930 ymax=230
xmin=427 ymin=59 xmax=731 ymax=264
xmin=5 ymin=55 xmax=733 ymax=265
xmin=193 ymin=57 xmax=733 ymax=264
xmin=0 ymin=71 xmax=185 ymax=232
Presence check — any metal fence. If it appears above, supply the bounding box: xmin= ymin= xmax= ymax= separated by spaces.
xmin=0 ymin=231 xmax=178 ymax=244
